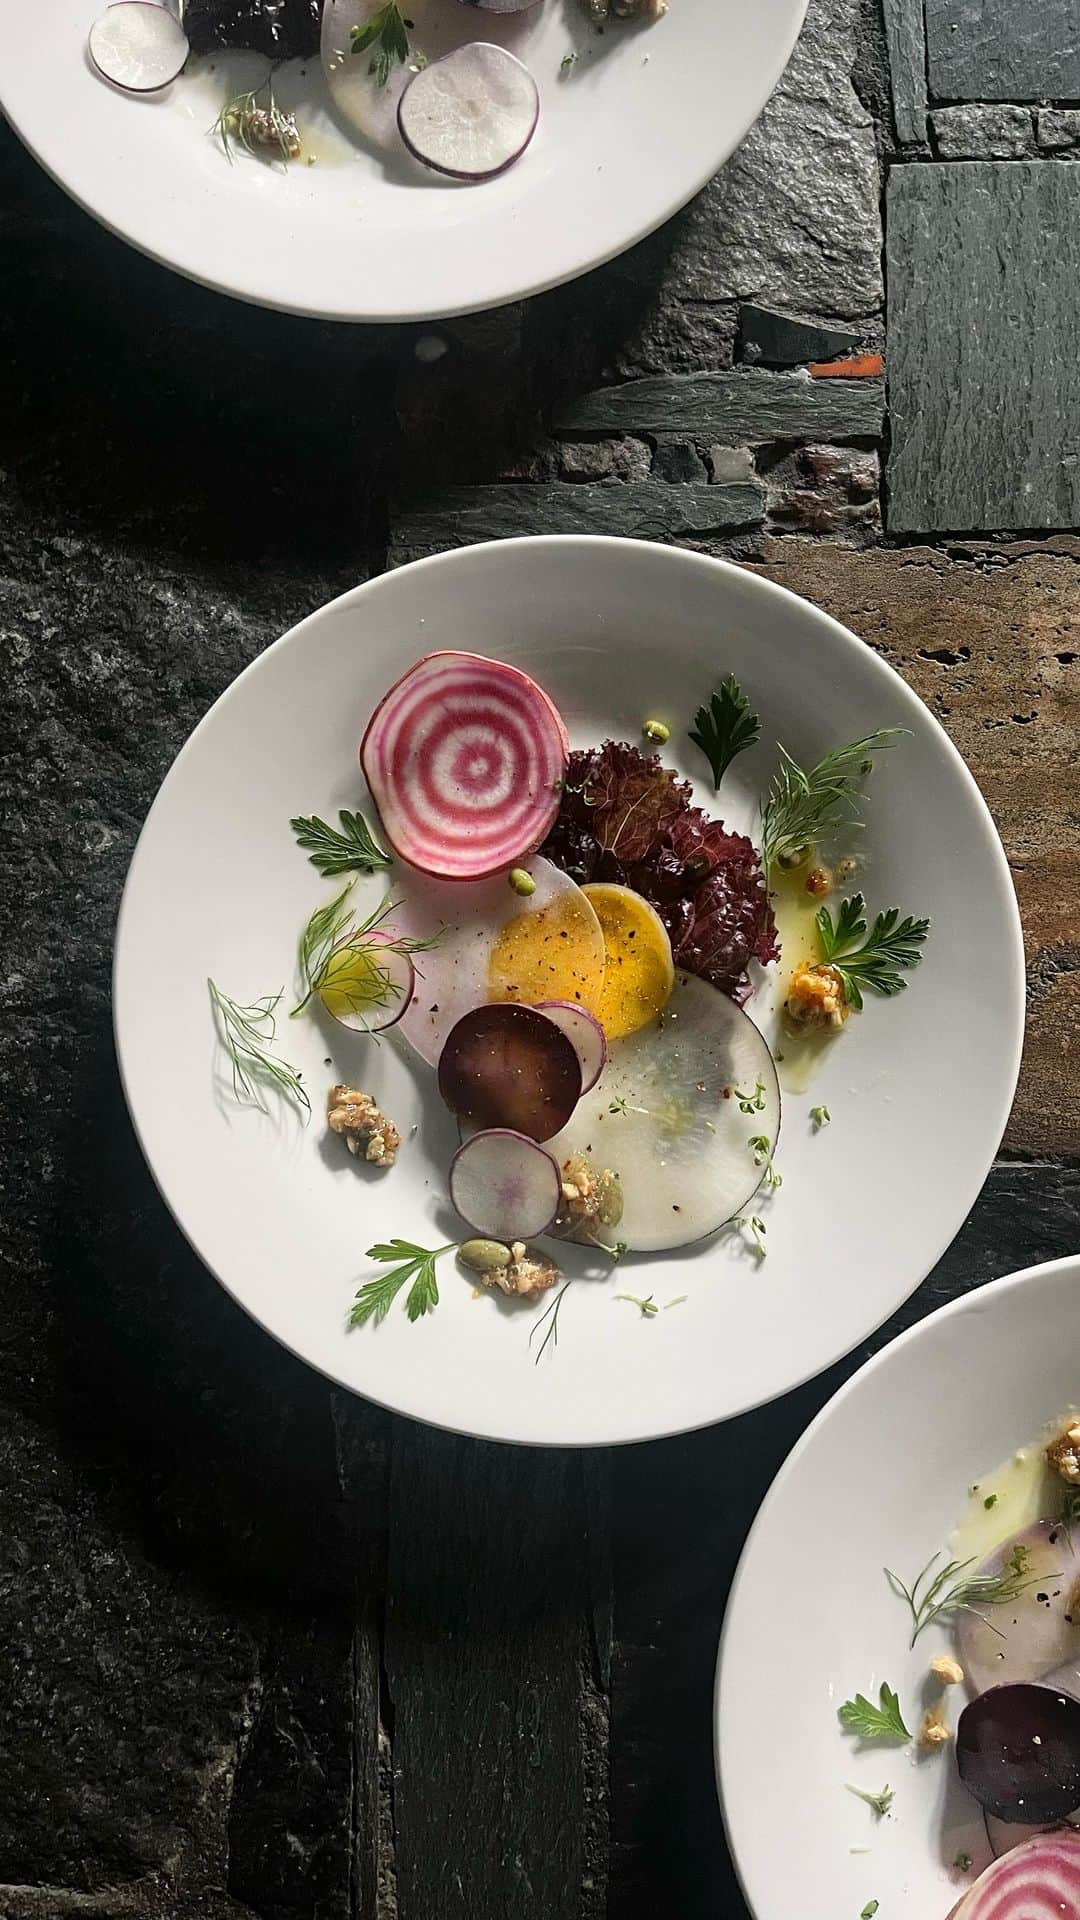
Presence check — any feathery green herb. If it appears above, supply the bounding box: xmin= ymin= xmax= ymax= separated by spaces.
xmin=839 ymin=1684 xmax=910 ymax=1743
xmin=886 ymin=1543 xmax=1047 ymax=1647
xmin=291 ymin=810 xmax=391 ymax=878
xmin=759 ymin=729 xmax=904 ymax=873
xmin=689 ymin=674 xmax=761 ymax=789
xmin=209 ymin=980 xmax=310 ymax=1117
xmin=215 ymin=77 xmax=301 ymax=165
xmin=292 ymin=884 xmax=441 ymax=1024
xmin=349 ymin=1240 xmax=454 ymax=1327
xmin=530 ymin=1280 xmax=573 ymax=1364
xmin=351 ymin=2 xmax=412 ymax=86
xmin=815 ymin=894 xmax=931 ymax=1011
xmin=846 ymin=1783 xmax=894 ymax=1818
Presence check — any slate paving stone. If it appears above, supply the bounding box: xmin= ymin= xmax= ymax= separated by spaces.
xmin=390 ymin=481 xmax=766 ymax=553
xmin=736 ymin=303 xmax=862 ymax=368
xmin=881 ymin=0 xmax=928 ymax=144
xmin=887 ymin=163 xmax=1080 ymax=534
xmin=554 ymin=368 xmax=885 ymax=443
xmin=926 ymin=0 xmax=1080 ymax=103
xmin=931 ymin=103 xmax=1037 ymax=158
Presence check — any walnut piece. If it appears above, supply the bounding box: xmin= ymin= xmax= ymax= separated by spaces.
xmin=557 ymin=1155 xmax=623 ymax=1237
xmin=481 ymin=1241 xmax=561 ymax=1299
xmin=930 ymin=1655 xmax=964 ymax=1686
xmin=1047 ymin=1420 xmax=1080 ymax=1484
xmin=919 ymin=1706 xmax=951 ymax=1749
xmin=326 ymin=1085 xmax=401 ymax=1168
xmin=784 ymin=961 xmax=849 ymax=1033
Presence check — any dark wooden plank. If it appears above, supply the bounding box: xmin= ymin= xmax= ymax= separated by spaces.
xmin=926 ymin=0 xmax=1080 ymax=102
xmin=391 ymin=482 xmax=764 ymax=554
xmin=608 ymin=1161 xmax=1080 ymax=1920
xmin=383 ymin=1428 xmax=611 ymax=1920
xmin=887 ymin=164 xmax=1080 ymax=534
xmin=553 ymin=370 xmax=885 ymax=443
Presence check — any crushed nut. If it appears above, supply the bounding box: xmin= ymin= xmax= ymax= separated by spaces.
xmin=326 ymin=1085 xmax=401 ymax=1167
xmin=481 ymin=1241 xmax=561 ymax=1299
xmin=1047 ymin=1421 xmax=1080 ymax=1484
xmin=557 ymin=1155 xmax=623 ymax=1236
xmin=784 ymin=961 xmax=849 ymax=1033
xmin=930 ymin=1655 xmax=964 ymax=1686
xmin=919 ymin=1706 xmax=951 ymax=1749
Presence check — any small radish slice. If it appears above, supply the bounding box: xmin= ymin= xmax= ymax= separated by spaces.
xmin=546 ymin=972 xmax=780 ymax=1253
xmin=950 ymin=1829 xmax=1080 ymax=1919
xmin=438 ymin=1003 xmax=582 ymax=1143
xmin=361 ymin=652 xmax=567 ymax=879
xmin=956 ymin=1520 xmax=1080 ymax=1697
xmin=318 ymin=935 xmax=416 ymax=1035
xmin=89 ymin=3 xmax=189 ymax=92
xmin=534 ymin=1002 xmax=606 ymax=1093
xmin=397 ymin=44 xmax=540 ymax=182
xmin=449 ymin=1129 xmax=561 ymax=1241
xmin=956 ymin=1684 xmax=1080 ymax=1825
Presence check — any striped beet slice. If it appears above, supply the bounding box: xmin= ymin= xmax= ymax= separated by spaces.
xmin=950 ymin=1830 xmax=1080 ymax=1918
xmin=360 ymin=652 xmax=569 ymax=880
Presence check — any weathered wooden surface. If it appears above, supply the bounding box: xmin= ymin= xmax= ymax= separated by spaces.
xmin=888 ymin=164 xmax=1080 ymax=534
xmin=925 ymin=0 xmax=1080 ymax=103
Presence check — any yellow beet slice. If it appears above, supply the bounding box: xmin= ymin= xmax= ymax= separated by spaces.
xmin=580 ymin=883 xmax=675 ymax=1040
xmin=487 ymin=886 xmax=605 ymax=1016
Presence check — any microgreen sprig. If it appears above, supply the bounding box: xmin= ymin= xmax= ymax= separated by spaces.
xmin=846 ymin=1783 xmax=895 ymax=1818
xmin=349 ymin=1239 xmax=454 ymax=1326
xmin=689 ymin=674 xmax=761 ymax=789
xmin=733 ymin=1077 xmax=767 ymax=1115
xmin=748 ymin=1135 xmax=782 ymax=1188
xmin=209 ymin=980 xmax=310 ymax=1117
xmin=885 ymin=1543 xmax=1048 ymax=1647
xmin=815 ymin=894 xmax=931 ymax=1011
xmin=291 ymin=810 xmax=391 ymax=878
xmin=759 ymin=730 xmax=904 ymax=873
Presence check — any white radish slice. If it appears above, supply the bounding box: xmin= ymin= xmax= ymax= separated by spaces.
xmin=321 ymin=0 xmax=426 ymax=149
xmin=546 ymin=972 xmax=780 ymax=1253
xmin=449 ymin=1129 xmax=561 ymax=1241
xmin=361 ymin=652 xmax=568 ymax=879
xmin=458 ymin=0 xmax=541 ymax=11
xmin=956 ymin=1520 xmax=1080 ymax=1697
xmin=318 ymin=935 xmax=416 ymax=1035
xmin=397 ymin=44 xmax=540 ymax=182
xmin=88 ymin=3 xmax=189 ymax=93
xmin=534 ymin=1002 xmax=607 ymax=1094
xmin=950 ymin=1829 xmax=1080 ymax=1919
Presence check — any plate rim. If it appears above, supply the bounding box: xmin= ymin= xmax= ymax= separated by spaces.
xmin=112 ymin=534 xmax=1027 ymax=1446
xmin=713 ymin=1251 xmax=1080 ymax=1914
xmin=0 ymin=1 xmax=810 ymax=322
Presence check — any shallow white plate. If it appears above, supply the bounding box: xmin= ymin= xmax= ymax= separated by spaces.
xmin=0 ymin=0 xmax=807 ymax=322
xmin=113 ymin=536 xmax=1024 ymax=1445
xmin=717 ymin=1255 xmax=1080 ymax=1920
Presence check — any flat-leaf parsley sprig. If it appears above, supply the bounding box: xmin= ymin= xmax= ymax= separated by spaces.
xmin=291 ymin=809 xmax=391 ymax=878
xmin=886 ymin=1543 xmax=1047 ymax=1647
xmin=209 ymin=980 xmax=310 ymax=1117
xmin=689 ymin=674 xmax=761 ymax=789
xmin=815 ymin=894 xmax=930 ymax=1011
xmin=759 ymin=729 xmax=904 ymax=873
xmin=350 ymin=1240 xmax=454 ymax=1326
xmin=351 ymin=2 xmax=413 ymax=86
xmin=839 ymin=1683 xmax=910 ymax=1743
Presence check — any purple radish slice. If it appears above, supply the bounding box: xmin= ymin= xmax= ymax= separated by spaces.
xmin=950 ymin=1830 xmax=1080 ymax=1919
xmin=397 ymin=44 xmax=540 ymax=182
xmin=957 ymin=1684 xmax=1080 ymax=1825
xmin=449 ymin=1129 xmax=560 ymax=1241
xmin=533 ymin=1001 xmax=606 ymax=1094
xmin=89 ymin=3 xmax=189 ymax=92
xmin=957 ymin=1520 xmax=1080 ymax=1697
xmin=361 ymin=652 xmax=567 ymax=880
xmin=318 ymin=933 xmax=416 ymax=1035
xmin=438 ymin=1003 xmax=581 ymax=1143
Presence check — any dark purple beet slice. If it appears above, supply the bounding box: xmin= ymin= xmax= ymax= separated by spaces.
xmin=957 ymin=1684 xmax=1080 ymax=1824
xmin=437 ymin=1004 xmax=581 ymax=1143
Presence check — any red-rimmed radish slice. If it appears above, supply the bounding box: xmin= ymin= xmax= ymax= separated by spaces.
xmin=438 ymin=1003 xmax=581 ymax=1143
xmin=318 ymin=933 xmax=416 ymax=1035
xmin=449 ymin=1129 xmax=561 ymax=1241
xmin=546 ymin=972 xmax=780 ymax=1252
xmin=397 ymin=45 xmax=540 ymax=182
xmin=360 ymin=652 xmax=567 ymax=879
xmin=950 ymin=1830 xmax=1080 ymax=1919
xmin=88 ymin=3 xmax=189 ymax=92
xmin=533 ymin=1002 xmax=606 ymax=1093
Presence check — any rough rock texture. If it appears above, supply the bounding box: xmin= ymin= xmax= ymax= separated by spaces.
xmin=887 ymin=164 xmax=1080 ymax=533
xmin=1037 ymin=110 xmax=1080 ymax=153
xmin=931 ymin=104 xmax=1037 ymax=159
xmin=746 ymin=539 xmax=1080 ymax=1155
xmin=926 ymin=0 xmax=1080 ymax=102
xmin=554 ymin=369 xmax=885 ymax=443
xmin=390 ymin=481 xmax=765 ymax=555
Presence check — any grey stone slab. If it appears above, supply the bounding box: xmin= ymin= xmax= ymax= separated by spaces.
xmin=391 ymin=481 xmax=766 ymax=551
xmin=931 ymin=104 xmax=1036 ymax=158
xmin=1037 ymin=109 xmax=1080 ymax=153
xmin=926 ymin=0 xmax=1080 ymax=102
xmin=882 ymin=0 xmax=928 ymax=145
xmin=736 ymin=303 xmax=861 ymax=368
xmin=887 ymin=163 xmax=1080 ymax=533
xmin=554 ymin=369 xmax=885 ymax=443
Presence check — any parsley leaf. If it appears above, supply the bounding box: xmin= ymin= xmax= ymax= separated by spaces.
xmin=846 ymin=1782 xmax=894 ymax=1818
xmin=350 ymin=3 xmax=411 ymax=87
xmin=689 ymin=674 xmax=760 ymax=789
xmin=815 ymin=893 xmax=930 ymax=1012
xmin=839 ymin=1683 xmax=910 ymax=1743
xmin=349 ymin=1239 xmax=454 ymax=1327
xmin=290 ymin=809 xmax=391 ymax=878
